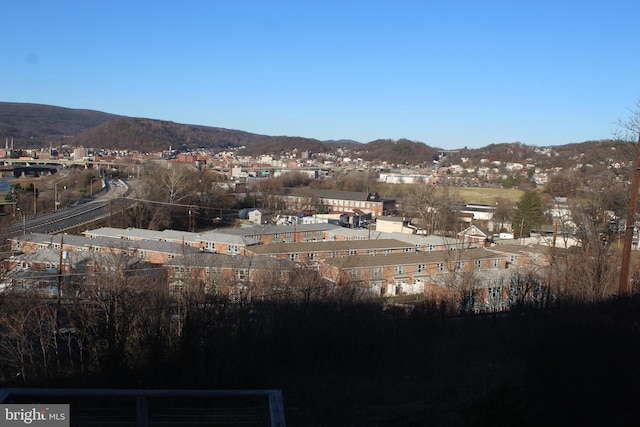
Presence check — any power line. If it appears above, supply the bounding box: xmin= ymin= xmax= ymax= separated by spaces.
xmin=123 ymin=196 xmax=240 ymax=215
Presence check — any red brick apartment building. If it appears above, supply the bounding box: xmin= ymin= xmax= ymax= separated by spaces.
xmin=11 ymin=233 xmax=200 ymax=265
xmin=244 ymin=239 xmax=416 ymax=265
xmin=281 ymin=188 xmax=395 ymax=219
xmin=320 ymin=247 xmax=507 ymax=297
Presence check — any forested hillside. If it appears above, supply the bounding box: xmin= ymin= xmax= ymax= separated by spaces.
xmin=70 ymin=117 xmax=273 ymax=152
xmin=0 ymin=103 xmax=634 ymax=169
xmin=0 ymin=102 xmax=120 ymax=148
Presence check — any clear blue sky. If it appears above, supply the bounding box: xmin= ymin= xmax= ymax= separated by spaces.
xmin=3 ymin=0 xmax=639 ymax=149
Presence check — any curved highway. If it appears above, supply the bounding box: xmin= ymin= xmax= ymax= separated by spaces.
xmin=5 ymin=179 xmax=129 ymax=236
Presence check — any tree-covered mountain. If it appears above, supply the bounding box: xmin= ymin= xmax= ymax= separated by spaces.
xmin=353 ymin=138 xmax=442 ymax=165
xmin=0 ymin=103 xmax=360 ymax=154
xmin=70 ymin=117 xmax=273 ymax=152
xmin=0 ymin=102 xmax=633 ymax=168
xmin=0 ymin=102 xmax=120 ymax=148
xmin=440 ymin=139 xmax=636 ymax=175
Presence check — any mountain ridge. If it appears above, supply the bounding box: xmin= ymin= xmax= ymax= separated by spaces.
xmin=0 ymin=102 xmax=630 ymax=167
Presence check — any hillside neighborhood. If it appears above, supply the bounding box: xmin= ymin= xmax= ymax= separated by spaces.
xmin=1 ymin=133 xmax=628 ymax=314
xmin=3 ymin=0 xmax=640 ymax=419
xmin=2 ymin=104 xmax=640 ymax=426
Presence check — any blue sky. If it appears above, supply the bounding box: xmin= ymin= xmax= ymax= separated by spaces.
xmin=3 ymin=0 xmax=639 ymax=149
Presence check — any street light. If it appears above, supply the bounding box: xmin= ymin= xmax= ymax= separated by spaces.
xmin=54 ymin=179 xmax=67 ymax=212
xmin=90 ymin=177 xmax=97 ymax=198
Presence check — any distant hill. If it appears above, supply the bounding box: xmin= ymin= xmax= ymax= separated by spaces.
xmin=0 ymin=103 xmax=361 ymax=154
xmin=441 ymin=140 xmax=635 ymax=172
xmin=0 ymin=102 xmax=120 ymax=148
xmin=71 ymin=117 xmax=273 ymax=152
xmin=0 ymin=103 xmax=632 ymax=168
xmin=353 ymin=138 xmax=441 ymax=165
xmin=239 ymin=136 xmax=361 ymax=157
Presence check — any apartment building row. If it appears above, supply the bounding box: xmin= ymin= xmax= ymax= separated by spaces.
xmin=4 ymin=224 xmax=553 ymax=306
xmin=81 ymin=224 xmax=464 ymax=256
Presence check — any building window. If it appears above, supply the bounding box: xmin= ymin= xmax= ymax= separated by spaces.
xmin=235 ymin=269 xmax=248 ymax=281
xmin=349 ymin=249 xmax=357 ymax=255
xmin=457 ymin=261 xmax=465 ymax=271
xmin=173 ymin=266 xmax=187 ymax=278
xmin=436 ymin=262 xmax=444 ymax=272
xmin=289 ymin=253 xmax=299 ymax=261
xmin=492 ymin=259 xmax=501 ymax=269
xmin=350 ymin=268 xmax=358 ymax=278
xmin=371 ymin=267 xmax=383 ymax=278
xmin=488 ymin=287 xmax=501 ymax=299
xmin=229 ymin=245 xmax=238 ymax=254
xmin=403 ymin=247 xmax=412 ymax=253
xmin=474 ymin=260 xmax=482 ymax=270
xmin=309 ymin=252 xmax=317 ymax=261
xmin=417 ymin=263 xmax=426 ymax=273
xmin=394 ymin=265 xmax=405 ymax=275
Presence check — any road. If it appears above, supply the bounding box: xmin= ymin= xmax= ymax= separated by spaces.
xmin=5 ymin=179 xmax=129 ymax=236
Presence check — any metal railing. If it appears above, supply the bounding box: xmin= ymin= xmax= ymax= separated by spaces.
xmin=0 ymin=388 xmax=286 ymax=427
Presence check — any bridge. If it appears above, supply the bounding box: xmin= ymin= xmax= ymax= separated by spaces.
xmin=0 ymin=163 xmax=59 ymax=177
xmin=0 ymin=158 xmax=140 ymax=178
xmin=0 ymin=157 xmax=133 ymax=168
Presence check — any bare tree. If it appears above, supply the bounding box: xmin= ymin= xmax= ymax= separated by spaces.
xmin=256 ymin=178 xmax=285 ymax=211
xmin=400 ymin=182 xmax=463 ymax=235
xmin=130 ymin=164 xmax=202 ymax=229
xmin=558 ymin=212 xmax=619 ymax=302
xmin=494 ymin=197 xmax=514 ymax=233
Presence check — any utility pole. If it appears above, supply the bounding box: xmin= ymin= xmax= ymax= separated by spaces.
xmin=546 ymin=220 xmax=558 ymax=308
xmin=121 ymin=195 xmax=126 ymax=229
xmin=619 ymin=132 xmax=640 ymax=295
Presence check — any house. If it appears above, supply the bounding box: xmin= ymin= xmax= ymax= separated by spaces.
xmin=375 ymin=216 xmax=418 ymax=234
xmin=248 ymin=209 xmax=272 ymax=225
xmin=460 ymin=203 xmax=496 ymax=231
xmin=458 ymin=225 xmax=492 ymax=247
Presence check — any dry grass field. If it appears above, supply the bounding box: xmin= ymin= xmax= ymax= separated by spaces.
xmin=456 ymin=186 xmax=525 ymax=204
